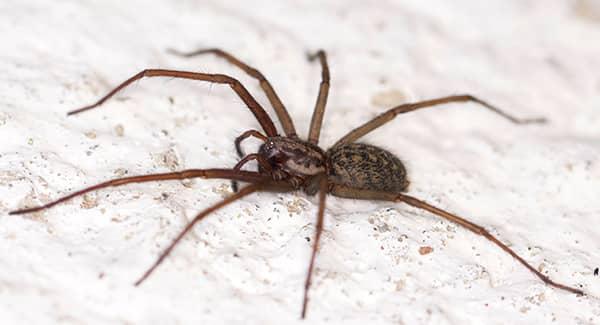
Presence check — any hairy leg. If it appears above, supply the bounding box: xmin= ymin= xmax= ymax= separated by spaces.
xmin=301 ymin=177 xmax=328 ymax=319
xmin=135 ymin=183 xmax=262 ymax=285
xmin=231 ymin=153 xmax=273 ymax=192
xmin=234 ymin=129 xmax=268 ymax=158
xmin=68 ymin=69 xmax=278 ymax=137
xmin=231 ymin=130 xmax=270 ymax=192
xmin=168 ymin=48 xmax=298 ymax=137
xmin=334 ymin=94 xmax=546 ymax=147
xmin=307 ymin=50 xmax=331 ymax=145
xmin=329 ymin=185 xmax=585 ymax=296
xmin=10 ymin=169 xmax=269 ymax=215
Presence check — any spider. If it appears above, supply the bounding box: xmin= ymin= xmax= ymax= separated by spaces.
xmin=10 ymin=48 xmax=585 ymax=318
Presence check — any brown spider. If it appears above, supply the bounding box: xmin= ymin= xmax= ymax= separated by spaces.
xmin=10 ymin=48 xmax=585 ymax=318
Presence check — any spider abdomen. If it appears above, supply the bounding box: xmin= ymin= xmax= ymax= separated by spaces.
xmin=326 ymin=143 xmax=409 ymax=193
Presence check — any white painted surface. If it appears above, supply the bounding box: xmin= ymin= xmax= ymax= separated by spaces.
xmin=1 ymin=1 xmax=599 ymax=324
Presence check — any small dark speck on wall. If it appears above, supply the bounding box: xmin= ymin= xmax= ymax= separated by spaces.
xmin=594 ymin=267 xmax=599 ymax=276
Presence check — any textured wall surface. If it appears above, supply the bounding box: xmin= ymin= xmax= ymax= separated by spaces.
xmin=1 ymin=1 xmax=599 ymax=324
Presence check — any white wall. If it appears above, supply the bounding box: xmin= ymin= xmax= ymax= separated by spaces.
xmin=1 ymin=1 xmax=599 ymax=324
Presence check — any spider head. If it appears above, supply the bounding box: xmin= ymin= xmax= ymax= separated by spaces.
xmin=258 ymin=137 xmax=327 ymax=184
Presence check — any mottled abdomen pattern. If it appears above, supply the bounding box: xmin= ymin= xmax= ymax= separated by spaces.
xmin=326 ymin=143 xmax=409 ymax=193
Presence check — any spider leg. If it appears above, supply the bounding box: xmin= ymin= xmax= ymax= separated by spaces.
xmin=68 ymin=69 xmax=278 ymax=137
xmin=135 ymin=183 xmax=263 ymax=285
xmin=329 ymin=185 xmax=585 ymax=296
xmin=231 ymin=130 xmax=269 ymax=192
xmin=234 ymin=129 xmax=268 ymax=158
xmin=334 ymin=94 xmax=547 ymax=146
xmin=395 ymin=193 xmax=585 ymax=295
xmin=168 ymin=48 xmax=298 ymax=137
xmin=231 ymin=153 xmax=273 ymax=193
xmin=307 ymin=50 xmax=330 ymax=145
xmin=301 ymin=177 xmax=328 ymax=319
xmin=9 ymin=169 xmax=269 ymax=215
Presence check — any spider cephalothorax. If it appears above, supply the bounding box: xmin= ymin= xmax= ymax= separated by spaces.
xmin=10 ymin=47 xmax=585 ymax=320
xmin=258 ymin=136 xmax=327 ymax=189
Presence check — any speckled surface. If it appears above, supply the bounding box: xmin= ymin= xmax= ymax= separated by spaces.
xmin=1 ymin=1 xmax=599 ymax=324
